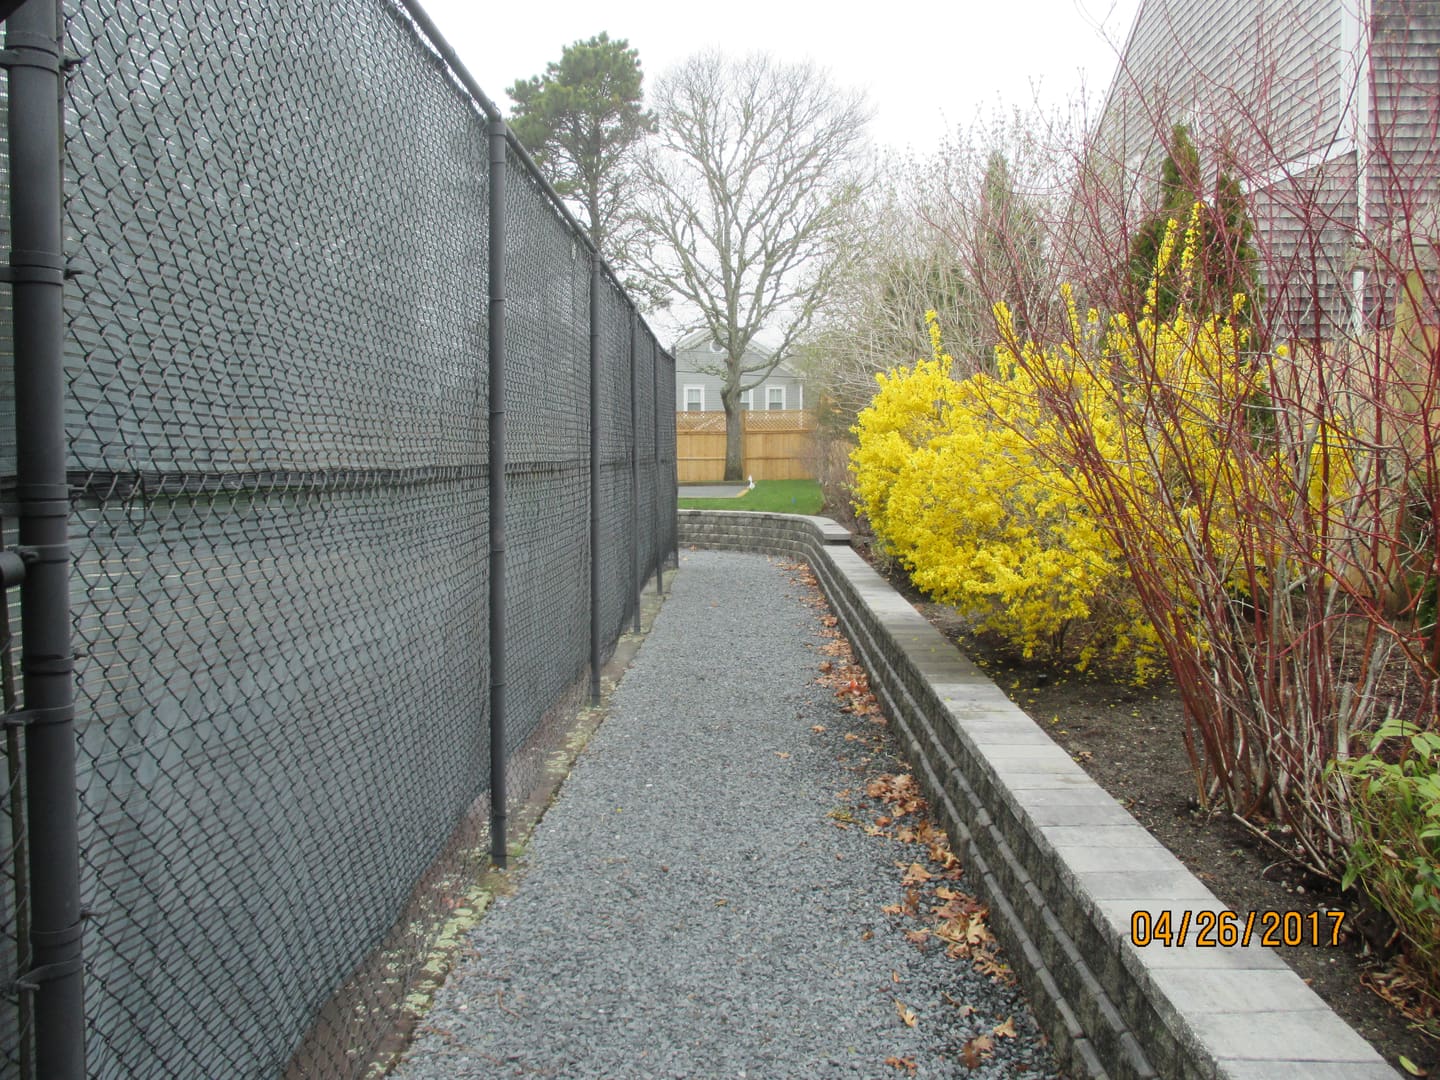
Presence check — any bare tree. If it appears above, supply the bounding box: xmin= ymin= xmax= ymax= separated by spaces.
xmin=636 ymin=51 xmax=872 ymax=480
xmin=796 ymin=113 xmax=1067 ymax=514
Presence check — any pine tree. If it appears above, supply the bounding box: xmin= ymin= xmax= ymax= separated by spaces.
xmin=508 ymin=33 xmax=654 ymax=265
xmin=1127 ymin=125 xmax=1262 ymax=326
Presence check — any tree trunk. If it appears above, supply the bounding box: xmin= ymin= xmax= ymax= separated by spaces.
xmin=722 ymin=384 xmax=744 ymax=481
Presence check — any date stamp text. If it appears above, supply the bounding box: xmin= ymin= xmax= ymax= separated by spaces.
xmin=1131 ymin=908 xmax=1345 ymax=948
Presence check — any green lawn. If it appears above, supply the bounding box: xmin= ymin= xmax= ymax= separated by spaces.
xmin=677 ymin=479 xmax=824 ymax=514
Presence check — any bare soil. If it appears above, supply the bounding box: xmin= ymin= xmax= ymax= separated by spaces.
xmin=850 ymin=533 xmax=1440 ymax=1078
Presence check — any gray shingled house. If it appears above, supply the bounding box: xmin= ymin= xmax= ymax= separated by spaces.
xmin=1092 ymin=0 xmax=1439 ymax=337
xmin=671 ymin=330 xmax=807 ymax=413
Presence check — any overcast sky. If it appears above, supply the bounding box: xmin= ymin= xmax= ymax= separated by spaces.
xmin=416 ymin=0 xmax=1143 ymax=156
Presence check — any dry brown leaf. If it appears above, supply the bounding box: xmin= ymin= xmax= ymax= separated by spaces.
xmin=894 ymin=1000 xmax=918 ymax=1028
xmin=901 ymin=862 xmax=933 ymax=886
xmin=933 ymin=898 xmax=971 ymax=920
xmin=935 ymin=918 xmax=967 ymax=945
xmin=975 ymin=954 xmax=1013 ymax=983
xmin=993 ymin=1016 xmax=1017 ymax=1039
xmin=884 ymin=1056 xmax=917 ymax=1074
xmin=941 ymin=992 xmax=976 ymax=1016
xmin=959 ymin=1034 xmax=995 ymax=1068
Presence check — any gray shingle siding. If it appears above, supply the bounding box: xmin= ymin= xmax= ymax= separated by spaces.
xmin=1095 ymin=0 xmax=1439 ymax=336
xmin=672 ymin=333 xmax=806 ymax=411
xmin=1102 ymin=0 xmax=1346 ymax=175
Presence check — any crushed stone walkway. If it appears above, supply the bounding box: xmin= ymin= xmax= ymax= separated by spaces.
xmin=396 ymin=550 xmax=1061 ymax=1079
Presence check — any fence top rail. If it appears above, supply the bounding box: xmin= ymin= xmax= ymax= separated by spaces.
xmin=390 ymin=0 xmax=656 ymax=333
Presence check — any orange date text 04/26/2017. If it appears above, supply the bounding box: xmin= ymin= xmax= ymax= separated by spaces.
xmin=1130 ymin=908 xmax=1346 ymax=948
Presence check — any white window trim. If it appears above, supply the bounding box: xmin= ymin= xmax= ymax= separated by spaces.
xmin=683 ymin=384 xmax=705 ymax=411
xmin=766 ymin=385 xmax=786 ymax=410
xmin=738 ymin=388 xmax=753 ymax=411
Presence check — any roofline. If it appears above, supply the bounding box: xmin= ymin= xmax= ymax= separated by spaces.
xmin=1095 ymin=0 xmax=1150 ymax=137
xmin=672 ymin=329 xmax=779 ymax=362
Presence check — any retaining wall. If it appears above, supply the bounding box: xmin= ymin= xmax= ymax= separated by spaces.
xmin=679 ymin=510 xmax=1398 ymax=1080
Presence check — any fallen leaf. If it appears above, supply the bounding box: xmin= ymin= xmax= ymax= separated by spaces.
xmin=895 ymin=1000 xmax=918 ymax=1027
xmin=774 ymin=751 xmax=790 ymax=759
xmin=934 ymin=898 xmax=970 ymax=920
xmin=930 ymin=845 xmax=961 ymax=871
xmin=975 ymin=955 xmax=1013 ymax=983
xmin=993 ymin=1017 xmax=1017 ymax=1039
xmin=811 ymin=725 xmax=826 ymax=733
xmin=904 ymin=929 xmax=930 ymax=946
xmin=882 ymin=904 xmax=904 ymax=916
xmin=861 ymin=928 xmax=875 ymax=941
xmin=884 ymin=1056 xmax=917 ymax=1074
xmin=941 ymin=992 xmax=975 ymax=1016
xmin=819 ymin=661 xmax=834 ymax=673
xmin=959 ymin=1034 xmax=995 ymax=1069
xmin=891 ymin=970 xmax=901 ymax=984
xmin=901 ymin=862 xmax=933 ymax=886
xmin=1399 ymin=1053 xmax=1426 ymax=1076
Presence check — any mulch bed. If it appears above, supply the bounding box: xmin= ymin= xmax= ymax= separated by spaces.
xmin=850 ymin=533 xmax=1440 ymax=1078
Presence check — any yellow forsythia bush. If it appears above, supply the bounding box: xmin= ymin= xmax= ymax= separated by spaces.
xmin=851 ymin=312 xmax=1158 ymax=675
xmin=853 ymin=209 xmax=1352 ymax=682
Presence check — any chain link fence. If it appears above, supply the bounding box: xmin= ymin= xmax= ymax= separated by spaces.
xmin=0 ymin=0 xmax=676 ymax=1075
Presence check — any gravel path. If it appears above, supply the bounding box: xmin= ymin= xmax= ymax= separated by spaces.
xmin=396 ymin=550 xmax=1061 ymax=1079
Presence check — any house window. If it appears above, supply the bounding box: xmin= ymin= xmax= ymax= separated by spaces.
xmin=738 ymin=389 xmax=753 ymax=411
xmin=767 ymin=385 xmax=785 ymax=410
xmin=684 ymin=385 xmax=704 ymax=411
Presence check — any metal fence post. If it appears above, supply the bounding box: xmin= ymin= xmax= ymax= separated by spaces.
xmin=6 ymin=1 xmax=84 ymax=1075
xmin=669 ymin=353 xmax=679 ymax=572
xmin=487 ymin=118 xmax=508 ymax=870
xmin=651 ymin=338 xmax=664 ymax=596
xmin=588 ymin=261 xmax=602 ymax=704
xmin=628 ymin=311 xmax=640 ymax=633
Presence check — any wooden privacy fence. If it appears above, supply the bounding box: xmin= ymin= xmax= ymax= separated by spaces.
xmin=676 ymin=410 xmax=817 ymax=482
